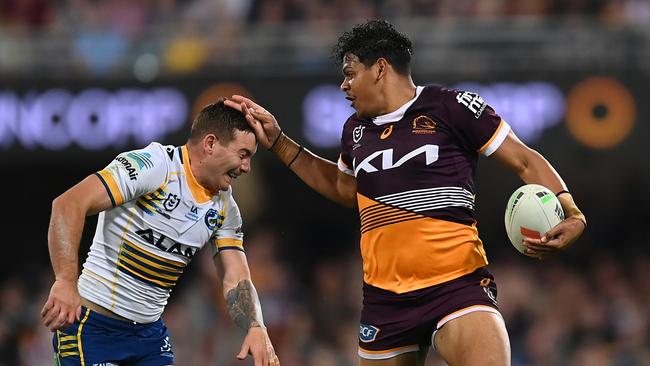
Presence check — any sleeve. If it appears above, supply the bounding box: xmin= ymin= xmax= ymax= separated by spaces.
xmin=445 ymin=88 xmax=511 ymax=157
xmin=210 ymin=191 xmax=245 ymax=255
xmin=338 ymin=117 xmax=356 ymax=176
xmin=94 ymin=142 xmax=169 ymax=207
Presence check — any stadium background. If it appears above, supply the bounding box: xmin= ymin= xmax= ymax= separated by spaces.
xmin=1 ymin=0 xmax=649 ymax=365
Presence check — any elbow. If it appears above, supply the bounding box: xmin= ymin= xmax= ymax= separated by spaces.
xmin=51 ymin=194 xmax=69 ymax=216
xmin=511 ymin=147 xmax=541 ymax=178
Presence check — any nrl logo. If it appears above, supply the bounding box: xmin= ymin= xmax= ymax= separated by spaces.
xmin=353 ymin=125 xmax=365 ymax=143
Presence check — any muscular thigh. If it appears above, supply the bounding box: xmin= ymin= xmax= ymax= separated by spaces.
xmin=434 ymin=311 xmax=510 ymax=366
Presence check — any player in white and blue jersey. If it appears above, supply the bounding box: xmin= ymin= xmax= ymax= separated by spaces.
xmin=41 ymin=99 xmax=280 ymax=366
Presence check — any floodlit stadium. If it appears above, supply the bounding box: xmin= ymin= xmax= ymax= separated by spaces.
xmin=1 ymin=1 xmax=649 ymax=365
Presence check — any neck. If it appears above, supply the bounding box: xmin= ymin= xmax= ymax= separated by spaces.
xmin=381 ymin=76 xmax=417 ymax=115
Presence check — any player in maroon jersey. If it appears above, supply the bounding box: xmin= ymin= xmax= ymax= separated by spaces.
xmin=226 ymin=20 xmax=585 ymax=366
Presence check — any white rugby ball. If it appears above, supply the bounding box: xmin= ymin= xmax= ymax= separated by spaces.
xmin=504 ymin=184 xmax=565 ymax=254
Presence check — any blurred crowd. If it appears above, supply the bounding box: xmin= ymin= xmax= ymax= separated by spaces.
xmin=1 ymin=227 xmax=648 ymax=366
xmin=1 ymin=0 xmax=650 ymax=77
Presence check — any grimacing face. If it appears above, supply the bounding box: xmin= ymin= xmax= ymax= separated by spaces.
xmin=209 ymin=130 xmax=257 ymax=191
xmin=340 ymin=53 xmax=383 ymax=119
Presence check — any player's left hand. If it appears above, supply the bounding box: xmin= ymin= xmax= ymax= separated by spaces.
xmin=522 ymin=216 xmax=586 ymax=259
xmin=237 ymin=326 xmax=280 ymax=366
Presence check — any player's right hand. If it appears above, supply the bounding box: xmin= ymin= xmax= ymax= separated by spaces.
xmin=236 ymin=326 xmax=280 ymax=366
xmin=41 ymin=279 xmax=82 ymax=332
xmin=224 ymin=96 xmax=282 ymax=150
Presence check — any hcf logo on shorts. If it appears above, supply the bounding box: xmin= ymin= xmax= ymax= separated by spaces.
xmin=359 ymin=323 xmax=380 ymax=342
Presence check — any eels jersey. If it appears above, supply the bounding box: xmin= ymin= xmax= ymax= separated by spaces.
xmin=78 ymin=143 xmax=244 ymax=323
xmin=338 ymin=85 xmax=511 ymax=294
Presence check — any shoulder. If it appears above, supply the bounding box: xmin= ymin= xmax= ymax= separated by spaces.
xmin=117 ymin=142 xmax=172 ymax=178
xmin=425 ymin=85 xmax=490 ymax=120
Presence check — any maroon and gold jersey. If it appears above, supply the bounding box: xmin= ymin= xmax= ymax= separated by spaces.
xmin=338 ymin=85 xmax=510 ymax=293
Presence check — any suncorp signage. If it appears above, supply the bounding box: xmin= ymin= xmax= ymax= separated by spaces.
xmin=0 ymin=88 xmax=188 ymax=150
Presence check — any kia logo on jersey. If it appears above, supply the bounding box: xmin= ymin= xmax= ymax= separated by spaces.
xmin=353 ymin=144 xmax=439 ymax=175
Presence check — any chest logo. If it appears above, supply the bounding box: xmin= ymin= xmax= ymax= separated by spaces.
xmin=412 ymin=116 xmax=436 ymax=135
xmin=163 ymin=194 xmax=180 ymax=212
xmin=353 ymin=144 xmax=439 ymax=175
xmin=353 ymin=125 xmax=365 ymax=143
xmin=380 ymin=125 xmax=393 ymax=140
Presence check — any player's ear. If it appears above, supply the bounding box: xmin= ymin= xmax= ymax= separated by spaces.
xmin=375 ymin=58 xmax=388 ymax=80
xmin=204 ymin=133 xmax=218 ymax=154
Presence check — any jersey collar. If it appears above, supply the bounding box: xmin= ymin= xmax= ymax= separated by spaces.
xmin=371 ymin=86 xmax=424 ymax=126
xmin=181 ymin=145 xmax=214 ymax=204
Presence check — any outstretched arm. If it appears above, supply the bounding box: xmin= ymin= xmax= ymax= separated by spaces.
xmin=42 ymin=174 xmax=113 ymax=331
xmin=224 ymin=96 xmax=357 ymax=208
xmin=215 ymin=250 xmax=279 ymax=366
xmin=491 ymin=131 xmax=586 ymax=258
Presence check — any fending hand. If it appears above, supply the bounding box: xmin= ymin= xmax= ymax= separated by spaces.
xmin=223 ymin=96 xmax=282 ymax=150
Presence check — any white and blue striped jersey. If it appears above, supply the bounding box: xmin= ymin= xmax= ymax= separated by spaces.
xmin=78 ymin=142 xmax=244 ymax=323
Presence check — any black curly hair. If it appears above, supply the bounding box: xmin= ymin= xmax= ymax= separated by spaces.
xmin=332 ymin=20 xmax=413 ymax=75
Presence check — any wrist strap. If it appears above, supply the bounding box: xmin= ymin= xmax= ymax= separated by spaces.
xmin=268 ymin=129 xmax=283 ymax=151
xmin=288 ymin=146 xmax=304 ymax=168
xmin=555 ymin=190 xmax=570 ymax=197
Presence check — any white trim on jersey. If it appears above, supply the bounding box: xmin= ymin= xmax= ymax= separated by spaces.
xmin=375 ymin=187 xmax=475 ymax=212
xmin=481 ymin=120 xmax=511 ymax=157
xmin=430 ymin=305 xmax=503 ymax=351
xmin=372 ymin=86 xmax=425 ymax=126
xmin=338 ymin=157 xmax=355 ymax=176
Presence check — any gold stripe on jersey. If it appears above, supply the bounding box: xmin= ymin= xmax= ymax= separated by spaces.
xmin=478 ymin=119 xmax=505 ymax=154
xmin=116 ymin=241 xmax=185 ymax=289
xmin=77 ymin=308 xmax=91 ymax=366
xmin=57 ymin=330 xmax=79 ymax=358
xmin=59 ymin=335 xmax=76 ymax=343
xmin=96 ymin=170 xmax=125 ymax=206
xmin=111 ymin=209 xmax=136 ymax=311
xmin=357 ymin=193 xmax=488 ymax=294
xmin=181 ymin=145 xmax=213 ymax=203
xmin=215 ymin=238 xmax=245 ymax=252
xmin=136 ymin=187 xmax=169 ymax=214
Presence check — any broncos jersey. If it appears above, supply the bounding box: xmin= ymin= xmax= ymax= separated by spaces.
xmin=78 ymin=143 xmax=244 ymax=323
xmin=338 ymin=85 xmax=510 ymax=294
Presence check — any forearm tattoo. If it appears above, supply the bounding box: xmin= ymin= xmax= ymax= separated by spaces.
xmin=226 ymin=279 xmax=264 ymax=331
